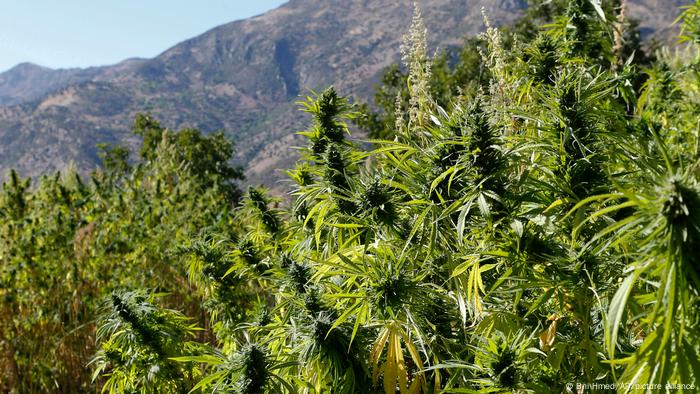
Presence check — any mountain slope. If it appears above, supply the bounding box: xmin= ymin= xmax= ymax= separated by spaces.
xmin=0 ymin=59 xmax=146 ymax=106
xmin=0 ymin=0 xmax=689 ymax=186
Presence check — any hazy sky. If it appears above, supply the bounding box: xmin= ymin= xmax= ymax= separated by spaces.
xmin=0 ymin=0 xmax=287 ymax=72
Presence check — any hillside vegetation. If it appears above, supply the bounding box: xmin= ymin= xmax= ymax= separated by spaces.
xmin=2 ymin=0 xmax=700 ymax=393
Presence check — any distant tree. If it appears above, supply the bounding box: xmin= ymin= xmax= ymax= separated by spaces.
xmin=132 ymin=113 xmax=244 ymax=202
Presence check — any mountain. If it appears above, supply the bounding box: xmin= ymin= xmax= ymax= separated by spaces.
xmin=0 ymin=0 xmax=689 ymax=188
xmin=0 ymin=59 xmax=146 ymax=106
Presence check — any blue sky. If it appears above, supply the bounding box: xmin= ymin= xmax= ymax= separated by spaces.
xmin=0 ymin=0 xmax=287 ymax=72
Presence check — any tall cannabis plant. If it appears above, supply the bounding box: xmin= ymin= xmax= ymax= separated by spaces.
xmin=89 ymin=2 xmax=700 ymax=394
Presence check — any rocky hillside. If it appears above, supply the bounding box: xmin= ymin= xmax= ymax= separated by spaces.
xmin=0 ymin=59 xmax=147 ymax=105
xmin=0 ymin=0 xmax=689 ymax=187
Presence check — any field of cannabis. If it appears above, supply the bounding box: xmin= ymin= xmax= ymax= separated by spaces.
xmin=2 ymin=0 xmax=700 ymax=392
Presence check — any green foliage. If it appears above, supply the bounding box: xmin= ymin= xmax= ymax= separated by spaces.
xmin=5 ymin=2 xmax=700 ymax=393
xmin=132 ymin=113 xmax=244 ymax=202
xmin=91 ymin=291 xmax=201 ymax=393
xmin=0 ymin=117 xmax=242 ymax=392
xmin=357 ymin=0 xmax=654 ymax=140
xmin=90 ymin=2 xmax=695 ymax=392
